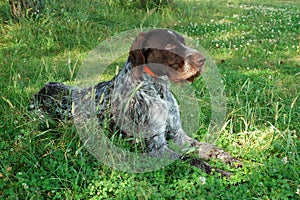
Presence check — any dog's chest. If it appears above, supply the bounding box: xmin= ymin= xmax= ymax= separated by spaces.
xmin=110 ymin=75 xmax=178 ymax=137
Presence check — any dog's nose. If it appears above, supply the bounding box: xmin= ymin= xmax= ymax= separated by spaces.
xmin=188 ymin=53 xmax=206 ymax=67
xmin=194 ymin=53 xmax=206 ymax=65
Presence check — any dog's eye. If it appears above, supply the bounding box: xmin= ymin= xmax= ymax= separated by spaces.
xmin=165 ymin=43 xmax=176 ymax=50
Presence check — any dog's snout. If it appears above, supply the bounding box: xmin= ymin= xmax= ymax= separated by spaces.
xmin=187 ymin=53 xmax=206 ymax=67
xmin=195 ymin=53 xmax=206 ymax=65
xmin=199 ymin=55 xmax=206 ymax=63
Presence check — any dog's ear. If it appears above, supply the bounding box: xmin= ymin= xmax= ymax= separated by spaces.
xmin=129 ymin=32 xmax=147 ymax=67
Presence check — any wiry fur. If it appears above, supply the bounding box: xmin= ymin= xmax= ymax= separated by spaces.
xmin=30 ymin=29 xmax=241 ymax=177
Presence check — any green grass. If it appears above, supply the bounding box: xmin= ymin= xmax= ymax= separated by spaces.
xmin=0 ymin=0 xmax=299 ymax=199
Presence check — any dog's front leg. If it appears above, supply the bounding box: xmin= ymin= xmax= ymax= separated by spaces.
xmin=182 ymin=134 xmax=241 ymax=166
xmin=146 ymin=133 xmax=180 ymax=159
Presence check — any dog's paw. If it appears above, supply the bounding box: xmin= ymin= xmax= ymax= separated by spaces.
xmin=181 ymin=156 xmax=233 ymax=178
xmin=196 ymin=142 xmax=242 ymax=167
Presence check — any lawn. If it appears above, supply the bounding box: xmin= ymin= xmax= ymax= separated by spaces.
xmin=0 ymin=0 xmax=299 ymax=199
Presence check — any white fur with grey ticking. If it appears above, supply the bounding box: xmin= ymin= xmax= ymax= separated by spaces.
xmin=30 ymin=29 xmax=241 ymax=177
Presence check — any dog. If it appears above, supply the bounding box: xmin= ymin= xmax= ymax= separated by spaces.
xmin=30 ymin=29 xmax=240 ymax=176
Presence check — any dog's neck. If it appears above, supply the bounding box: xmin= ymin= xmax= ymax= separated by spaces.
xmin=119 ymin=59 xmax=169 ymax=81
xmin=143 ymin=65 xmax=157 ymax=78
xmin=113 ymin=59 xmax=170 ymax=97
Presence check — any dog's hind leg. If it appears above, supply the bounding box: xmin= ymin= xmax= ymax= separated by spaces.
xmin=29 ymin=82 xmax=73 ymax=120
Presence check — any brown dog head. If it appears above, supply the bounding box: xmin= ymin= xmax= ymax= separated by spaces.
xmin=129 ymin=29 xmax=206 ymax=82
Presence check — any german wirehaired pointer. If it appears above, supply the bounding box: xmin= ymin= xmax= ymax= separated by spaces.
xmin=30 ymin=29 xmax=240 ymax=176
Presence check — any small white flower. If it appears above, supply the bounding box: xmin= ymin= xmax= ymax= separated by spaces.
xmin=199 ymin=176 xmax=206 ymax=185
xmin=22 ymin=183 xmax=29 ymax=189
xmin=282 ymin=157 xmax=288 ymax=164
